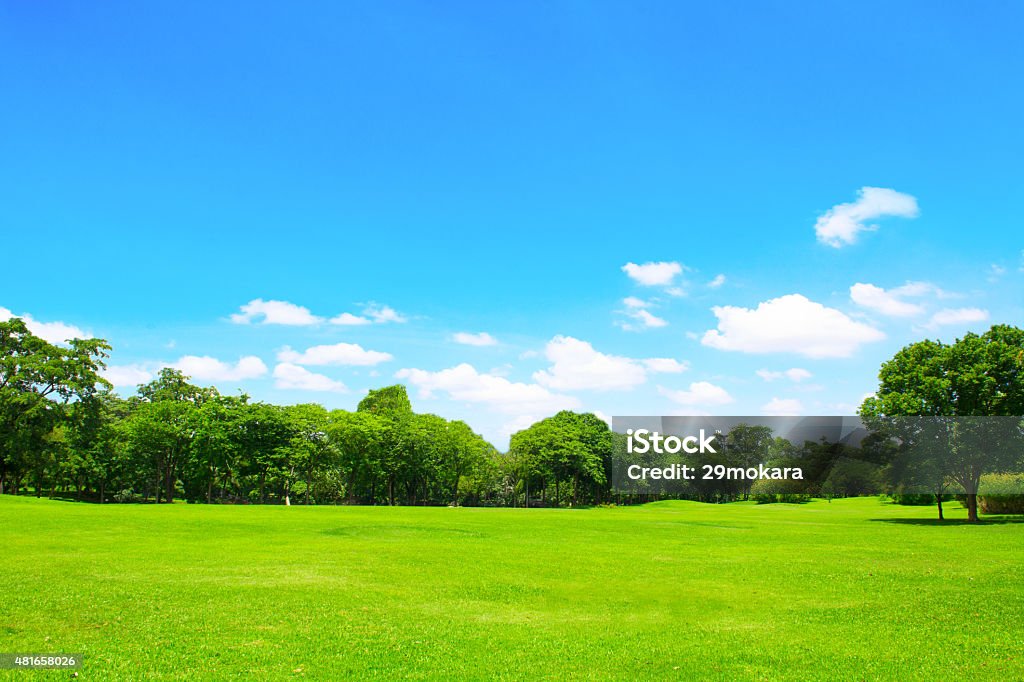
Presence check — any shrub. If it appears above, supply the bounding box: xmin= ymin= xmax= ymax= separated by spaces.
xmin=891 ymin=492 xmax=938 ymax=506
xmin=978 ymin=474 xmax=1024 ymax=514
xmin=750 ymin=478 xmax=810 ymax=504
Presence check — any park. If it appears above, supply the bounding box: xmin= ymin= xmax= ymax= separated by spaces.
xmin=2 ymin=494 xmax=1023 ymax=680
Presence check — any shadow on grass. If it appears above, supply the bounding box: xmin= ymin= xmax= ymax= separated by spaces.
xmin=871 ymin=517 xmax=1024 ymax=526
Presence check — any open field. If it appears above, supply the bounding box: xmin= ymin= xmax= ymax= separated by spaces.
xmin=1 ymin=497 xmax=1022 ymax=680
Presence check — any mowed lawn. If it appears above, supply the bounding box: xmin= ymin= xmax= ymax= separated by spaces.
xmin=1 ymin=497 xmax=1022 ymax=681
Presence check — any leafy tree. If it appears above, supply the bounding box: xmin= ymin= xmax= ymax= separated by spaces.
xmin=0 ymin=317 xmax=110 ymax=495
xmin=861 ymin=325 xmax=1024 ymax=522
xmin=357 ymin=385 xmax=413 ymax=417
xmin=126 ymin=369 xmax=213 ymax=503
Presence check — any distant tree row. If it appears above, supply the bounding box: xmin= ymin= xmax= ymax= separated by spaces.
xmin=0 ymin=317 xmax=617 ymax=506
xmin=2 ymin=315 xmax=1022 ymax=519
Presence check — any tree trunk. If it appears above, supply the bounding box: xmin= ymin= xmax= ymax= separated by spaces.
xmin=936 ymin=495 xmax=944 ymax=520
xmin=164 ymin=462 xmax=175 ymax=504
xmin=966 ymin=493 xmax=979 ymax=522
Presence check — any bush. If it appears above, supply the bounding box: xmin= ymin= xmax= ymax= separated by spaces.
xmin=112 ymin=488 xmax=141 ymax=503
xmin=750 ymin=478 xmax=810 ymax=504
xmin=891 ymin=492 xmax=938 ymax=506
xmin=978 ymin=474 xmax=1024 ymax=514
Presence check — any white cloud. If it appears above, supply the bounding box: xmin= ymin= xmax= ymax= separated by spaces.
xmin=622 ymin=261 xmax=683 ymax=287
xmin=0 ymin=306 xmax=91 ymax=344
xmin=397 ymin=363 xmax=580 ymax=414
xmin=102 ymin=364 xmax=154 ymax=387
xmin=278 ymin=343 xmax=393 ymax=366
xmin=849 ymin=282 xmax=927 ymax=317
xmin=330 ymin=303 xmax=407 ymax=325
xmin=643 ymin=358 xmax=689 ymax=373
xmin=988 ymin=264 xmax=1007 ymax=283
xmin=230 ymin=299 xmax=322 ymax=326
xmin=618 ymin=308 xmax=669 ymax=332
xmin=534 ymin=336 xmax=648 ymax=391
xmin=702 ymin=294 xmax=885 ymax=358
xmin=173 ymin=355 xmax=268 ymax=382
xmin=364 ymin=304 xmax=407 ymax=324
xmin=634 ymin=310 xmax=668 ymax=328
xmin=658 ymin=382 xmax=734 ymax=407
xmin=756 ymin=368 xmax=813 ymax=382
xmin=453 ymin=331 xmax=498 ymax=347
xmin=329 ymin=312 xmax=372 ymax=326
xmin=925 ymin=307 xmax=989 ymax=329
xmin=708 ymin=274 xmax=726 ymax=289
xmin=761 ymin=397 xmax=804 ymax=416
xmin=815 ymin=187 xmax=919 ymax=247
xmin=273 ymin=363 xmax=348 ymax=392
xmin=617 ymin=298 xmax=669 ymax=331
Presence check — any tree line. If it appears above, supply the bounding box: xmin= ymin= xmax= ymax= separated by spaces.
xmin=2 ymin=316 xmax=1022 ymax=519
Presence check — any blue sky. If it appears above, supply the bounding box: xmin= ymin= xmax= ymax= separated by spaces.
xmin=2 ymin=2 xmax=1022 ymax=447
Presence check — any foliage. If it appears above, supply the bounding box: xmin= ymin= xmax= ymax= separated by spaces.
xmin=860 ymin=324 xmax=1024 ymax=521
xmin=978 ymin=473 xmax=1024 ymax=514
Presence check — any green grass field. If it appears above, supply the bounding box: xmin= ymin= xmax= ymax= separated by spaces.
xmin=1 ymin=497 xmax=1021 ymax=680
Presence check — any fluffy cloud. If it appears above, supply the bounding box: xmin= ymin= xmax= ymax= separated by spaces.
xmin=230 ymin=299 xmax=322 ymax=326
xmin=849 ymin=282 xmax=929 ymax=317
xmin=453 ymin=331 xmax=498 ymax=347
xmin=617 ymin=297 xmax=668 ymax=331
xmin=102 ymin=364 xmax=154 ymax=387
xmin=397 ymin=363 xmax=580 ymax=414
xmin=278 ymin=343 xmax=393 ymax=366
xmin=701 ymin=294 xmax=885 ymax=358
xmin=618 ymin=308 xmax=668 ymax=331
xmin=815 ymin=187 xmax=919 ymax=247
xmin=761 ymin=397 xmax=804 ymax=416
xmin=756 ymin=368 xmax=813 ymax=382
xmin=926 ymin=307 xmax=989 ymax=329
xmin=364 ymin=304 xmax=407 ymax=324
xmin=173 ymin=355 xmax=268 ymax=382
xmin=534 ymin=336 xmax=648 ymax=390
xmin=708 ymin=274 xmax=726 ymax=289
xmin=231 ymin=300 xmax=407 ymax=326
xmin=329 ymin=312 xmax=372 ymax=326
xmin=533 ymin=336 xmax=688 ymax=389
xmin=330 ymin=303 xmax=406 ymax=325
xmin=0 ymin=306 xmax=91 ymax=344
xmin=658 ymin=382 xmax=734 ymax=406
xmin=273 ymin=363 xmax=348 ymax=392
xmin=622 ymin=261 xmax=683 ymax=287
xmin=643 ymin=358 xmax=689 ymax=373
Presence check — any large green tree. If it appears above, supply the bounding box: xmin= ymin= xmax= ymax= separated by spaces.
xmin=860 ymin=324 xmax=1024 ymax=522
xmin=0 ymin=317 xmax=110 ymax=495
